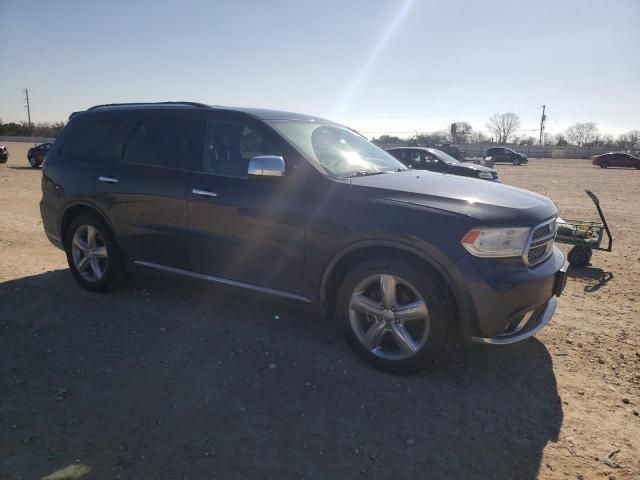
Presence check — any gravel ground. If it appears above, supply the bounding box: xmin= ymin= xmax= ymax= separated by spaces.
xmin=1 ymin=142 xmax=638 ymax=479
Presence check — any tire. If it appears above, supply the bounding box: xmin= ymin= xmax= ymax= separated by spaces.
xmin=512 ymin=158 xmax=521 ymax=166
xmin=636 ymin=161 xmax=639 ymax=170
xmin=337 ymin=257 xmax=455 ymax=374
xmin=567 ymin=246 xmax=591 ymax=267
xmin=600 ymin=161 xmax=608 ymax=169
xmin=28 ymin=157 xmax=37 ymax=168
xmin=64 ymin=214 xmax=126 ymax=292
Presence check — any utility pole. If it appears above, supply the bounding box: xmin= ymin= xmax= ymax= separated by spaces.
xmin=539 ymin=105 xmax=546 ymax=145
xmin=23 ymin=88 xmax=32 ymax=129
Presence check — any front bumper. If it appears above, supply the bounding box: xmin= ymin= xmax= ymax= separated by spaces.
xmin=450 ymin=246 xmax=567 ymax=342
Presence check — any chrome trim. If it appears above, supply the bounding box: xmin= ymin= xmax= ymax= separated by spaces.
xmin=192 ymin=189 xmax=218 ymax=198
xmin=471 ymin=297 xmax=557 ymax=345
xmin=98 ymin=176 xmax=118 ymax=183
xmin=133 ymin=261 xmax=311 ymax=303
xmin=523 ymin=216 xmax=557 ymax=266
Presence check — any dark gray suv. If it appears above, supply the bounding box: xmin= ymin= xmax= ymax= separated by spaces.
xmin=40 ymin=102 xmax=567 ymax=373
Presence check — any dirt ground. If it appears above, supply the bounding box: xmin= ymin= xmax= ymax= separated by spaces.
xmin=1 ymin=141 xmax=638 ymax=480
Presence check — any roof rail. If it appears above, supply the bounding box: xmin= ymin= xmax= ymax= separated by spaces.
xmin=87 ymin=101 xmax=210 ymax=111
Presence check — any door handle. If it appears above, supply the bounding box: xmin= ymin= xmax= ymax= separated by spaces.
xmin=192 ymin=188 xmax=218 ymax=198
xmin=98 ymin=176 xmax=119 ymax=183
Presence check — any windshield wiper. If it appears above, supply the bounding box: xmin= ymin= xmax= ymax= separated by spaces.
xmin=344 ymin=171 xmax=389 ymax=178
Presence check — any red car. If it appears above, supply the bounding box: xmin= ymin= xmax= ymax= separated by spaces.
xmin=592 ymin=152 xmax=639 ymax=169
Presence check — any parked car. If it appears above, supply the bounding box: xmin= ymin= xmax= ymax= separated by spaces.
xmin=592 ymin=152 xmax=639 ymax=169
xmin=386 ymin=147 xmax=499 ymax=182
xmin=40 ymin=102 xmax=567 ymax=373
xmin=0 ymin=144 xmax=8 ymax=163
xmin=27 ymin=142 xmax=52 ymax=168
xmin=484 ymin=147 xmax=528 ymax=166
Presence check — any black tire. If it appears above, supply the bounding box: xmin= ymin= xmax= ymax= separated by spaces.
xmin=337 ymin=257 xmax=455 ymax=374
xmin=28 ymin=156 xmax=38 ymax=168
xmin=64 ymin=214 xmax=126 ymax=292
xmin=512 ymin=158 xmax=521 ymax=166
xmin=600 ymin=161 xmax=608 ymax=169
xmin=567 ymin=246 xmax=591 ymax=267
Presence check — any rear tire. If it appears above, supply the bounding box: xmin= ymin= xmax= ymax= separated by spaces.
xmin=512 ymin=158 xmax=521 ymax=166
xmin=64 ymin=214 xmax=126 ymax=292
xmin=28 ymin=157 xmax=37 ymax=168
xmin=337 ymin=257 xmax=455 ymax=374
xmin=600 ymin=161 xmax=608 ymax=169
xmin=568 ymin=246 xmax=592 ymax=267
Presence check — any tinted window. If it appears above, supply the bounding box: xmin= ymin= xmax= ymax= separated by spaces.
xmin=60 ymin=118 xmax=125 ymax=156
xmin=123 ymin=116 xmax=204 ymax=169
xmin=203 ymin=120 xmax=281 ymax=178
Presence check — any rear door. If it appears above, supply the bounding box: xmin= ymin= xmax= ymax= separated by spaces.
xmin=187 ymin=112 xmax=306 ymax=293
xmin=95 ymin=112 xmax=205 ymax=269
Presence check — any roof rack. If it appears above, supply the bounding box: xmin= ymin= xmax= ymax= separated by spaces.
xmin=87 ymin=101 xmax=210 ymax=111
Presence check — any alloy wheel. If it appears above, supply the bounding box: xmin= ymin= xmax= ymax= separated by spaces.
xmin=348 ymin=274 xmax=430 ymax=360
xmin=71 ymin=225 xmax=108 ymax=282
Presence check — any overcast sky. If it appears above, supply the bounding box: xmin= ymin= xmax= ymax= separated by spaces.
xmin=1 ymin=0 xmax=638 ymax=138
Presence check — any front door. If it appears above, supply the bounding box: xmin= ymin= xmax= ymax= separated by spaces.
xmin=187 ymin=114 xmax=306 ymax=294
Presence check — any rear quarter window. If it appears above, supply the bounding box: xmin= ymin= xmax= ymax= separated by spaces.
xmin=60 ymin=117 xmax=125 ymax=156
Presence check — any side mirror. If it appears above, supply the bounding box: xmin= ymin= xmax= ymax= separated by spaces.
xmin=248 ymin=155 xmax=285 ymax=177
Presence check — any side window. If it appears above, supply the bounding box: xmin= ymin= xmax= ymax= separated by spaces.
xmin=423 ymin=152 xmax=438 ymax=163
xmin=203 ymin=120 xmax=281 ymax=178
xmin=60 ymin=118 xmax=125 ymax=156
xmin=122 ymin=116 xmax=204 ymax=169
xmin=407 ymin=150 xmax=422 ymax=166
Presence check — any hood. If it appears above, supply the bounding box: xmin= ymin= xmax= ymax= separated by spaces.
xmin=350 ymin=170 xmax=557 ymax=225
xmin=453 ymin=162 xmax=496 ymax=173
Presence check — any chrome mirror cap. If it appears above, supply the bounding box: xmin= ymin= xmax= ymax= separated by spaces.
xmin=248 ymin=156 xmax=285 ymax=177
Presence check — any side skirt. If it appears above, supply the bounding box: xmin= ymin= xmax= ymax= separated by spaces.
xmin=133 ymin=260 xmax=312 ymax=304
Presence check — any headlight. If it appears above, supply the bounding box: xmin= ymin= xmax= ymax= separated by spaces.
xmin=461 ymin=227 xmax=531 ymax=258
xmin=478 ymin=172 xmax=493 ymax=179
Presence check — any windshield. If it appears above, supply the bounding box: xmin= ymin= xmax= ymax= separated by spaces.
xmin=427 ymin=148 xmax=460 ymax=165
xmin=268 ymin=121 xmax=407 ymax=177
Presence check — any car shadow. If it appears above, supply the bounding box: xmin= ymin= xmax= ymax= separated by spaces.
xmin=1 ymin=270 xmax=562 ymax=479
xmin=7 ymin=166 xmax=39 ymax=170
xmin=567 ymin=264 xmax=613 ymax=292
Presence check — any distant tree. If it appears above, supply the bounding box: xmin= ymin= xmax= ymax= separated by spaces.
xmin=469 ymin=131 xmax=489 ymax=144
xmin=372 ymin=134 xmax=406 ymax=145
xmin=565 ymin=122 xmax=599 ymax=146
xmin=616 ymin=130 xmax=640 ymax=150
xmin=486 ymin=112 xmax=520 ymax=143
xmin=451 ymin=121 xmax=473 ymax=144
xmin=554 ymin=134 xmax=568 ymax=146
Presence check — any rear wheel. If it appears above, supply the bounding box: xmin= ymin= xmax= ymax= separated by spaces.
xmin=64 ymin=214 xmax=126 ymax=292
xmin=28 ymin=156 xmax=37 ymax=168
xmin=568 ymin=246 xmax=592 ymax=267
xmin=600 ymin=161 xmax=608 ymax=168
xmin=338 ymin=258 xmax=455 ymax=374
xmin=512 ymin=158 xmax=521 ymax=166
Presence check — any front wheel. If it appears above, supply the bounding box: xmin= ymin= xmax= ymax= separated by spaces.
xmin=28 ymin=157 xmax=38 ymax=168
xmin=512 ymin=158 xmax=521 ymax=166
xmin=600 ymin=161 xmax=608 ymax=168
xmin=337 ymin=258 xmax=455 ymax=374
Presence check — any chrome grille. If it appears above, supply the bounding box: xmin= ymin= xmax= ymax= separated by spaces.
xmin=525 ymin=218 xmax=557 ymax=266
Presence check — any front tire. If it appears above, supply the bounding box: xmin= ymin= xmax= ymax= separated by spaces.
xmin=64 ymin=214 xmax=126 ymax=292
xmin=28 ymin=157 xmax=38 ymax=168
xmin=600 ymin=161 xmax=608 ymax=169
xmin=337 ymin=258 xmax=455 ymax=374
xmin=512 ymin=158 xmax=521 ymax=166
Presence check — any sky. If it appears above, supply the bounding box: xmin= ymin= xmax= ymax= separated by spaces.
xmin=1 ymin=0 xmax=639 ymax=139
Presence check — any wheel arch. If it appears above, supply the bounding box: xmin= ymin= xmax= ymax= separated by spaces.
xmin=320 ymin=240 xmax=468 ymax=331
xmin=60 ymin=202 xmax=129 ymax=264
